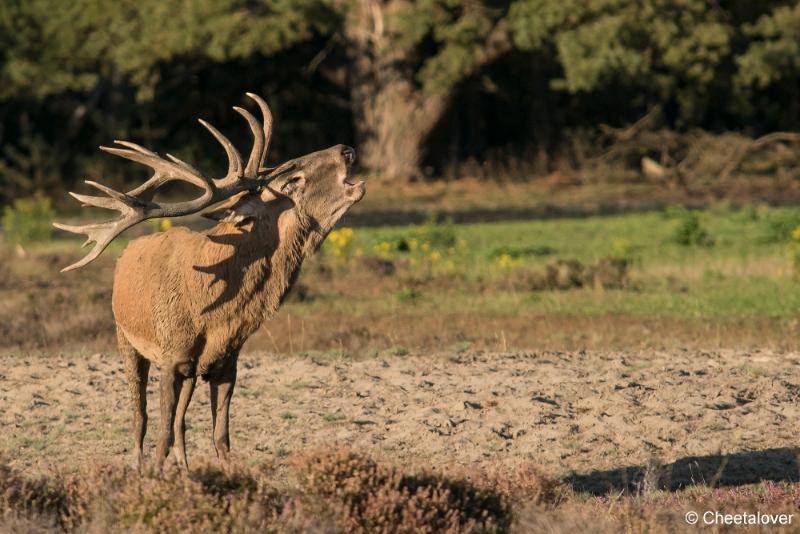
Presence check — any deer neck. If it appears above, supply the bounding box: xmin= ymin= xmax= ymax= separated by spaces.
xmin=244 ymin=206 xmax=312 ymax=324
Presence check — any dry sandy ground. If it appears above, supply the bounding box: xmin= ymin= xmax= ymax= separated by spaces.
xmin=1 ymin=349 xmax=798 ymax=492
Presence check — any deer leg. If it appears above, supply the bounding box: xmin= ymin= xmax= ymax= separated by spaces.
xmin=209 ymin=352 xmax=239 ymax=468
xmin=171 ymin=375 xmax=196 ymax=471
xmin=155 ymin=366 xmax=181 ymax=471
xmin=119 ymin=328 xmax=150 ymax=471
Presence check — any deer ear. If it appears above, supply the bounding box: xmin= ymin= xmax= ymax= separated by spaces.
xmin=269 ymin=172 xmax=305 ymax=199
xmin=202 ymin=193 xmax=267 ymax=226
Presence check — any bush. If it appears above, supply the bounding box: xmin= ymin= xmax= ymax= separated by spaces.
xmin=0 ymin=462 xmax=67 ymax=527
xmin=503 ymin=257 xmax=630 ymax=291
xmin=787 ymin=226 xmax=800 ymax=277
xmin=376 ymin=214 xmax=459 ymax=257
xmin=760 ymin=210 xmax=800 ymax=243
xmin=2 ymin=193 xmax=55 ymax=246
xmin=395 ymin=287 xmax=421 ymax=303
xmin=294 ymin=449 xmax=512 ymax=533
xmin=0 ymin=450 xmax=555 ymax=533
xmin=488 ymin=245 xmax=555 ymax=259
xmin=664 ymin=207 xmax=713 ymax=247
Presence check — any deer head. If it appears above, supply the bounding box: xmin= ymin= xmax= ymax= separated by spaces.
xmin=55 ymin=93 xmax=364 ymax=272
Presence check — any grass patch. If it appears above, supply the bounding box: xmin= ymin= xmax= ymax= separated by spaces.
xmin=7 ymin=204 xmax=800 ymax=353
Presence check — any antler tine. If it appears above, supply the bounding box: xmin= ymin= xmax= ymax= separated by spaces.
xmin=53 ymin=220 xmax=125 ymax=272
xmin=54 ymin=178 xmax=162 ymax=272
xmin=198 ymin=119 xmax=243 ymax=187
xmin=233 ymin=106 xmax=263 ymax=178
xmin=57 ymin=98 xmax=267 ymax=272
xmin=165 ymin=153 xmax=204 ymax=177
xmin=100 ymin=143 xmax=215 ymax=194
xmin=112 ymin=140 xmax=158 ymax=157
xmin=245 ymin=93 xmax=273 ymax=171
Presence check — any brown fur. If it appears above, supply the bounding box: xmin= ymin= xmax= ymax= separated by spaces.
xmin=111 ymin=145 xmax=364 ymax=470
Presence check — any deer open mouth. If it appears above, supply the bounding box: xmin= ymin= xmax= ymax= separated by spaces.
xmin=343 ymin=174 xmax=366 ymax=200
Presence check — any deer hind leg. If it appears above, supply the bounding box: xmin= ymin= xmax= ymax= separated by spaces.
xmin=171 ymin=375 xmax=196 ymax=470
xmin=118 ymin=327 xmax=150 ymax=472
xmin=209 ymin=351 xmax=239 ymax=468
xmin=155 ymin=366 xmax=182 ymax=471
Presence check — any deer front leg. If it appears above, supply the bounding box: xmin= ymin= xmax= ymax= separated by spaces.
xmin=155 ymin=366 xmax=181 ymax=471
xmin=209 ymin=352 xmax=239 ymax=468
xmin=172 ymin=375 xmax=196 ymax=470
xmin=119 ymin=329 xmax=150 ymax=472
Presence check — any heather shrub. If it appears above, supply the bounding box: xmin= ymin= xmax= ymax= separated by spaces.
xmin=1 ymin=452 xmax=538 ymax=533
xmin=0 ymin=462 xmax=67 ymax=528
xmin=294 ymin=448 xmax=512 ymax=533
xmin=473 ymin=463 xmax=564 ymax=508
xmin=60 ymin=463 xmax=287 ymax=533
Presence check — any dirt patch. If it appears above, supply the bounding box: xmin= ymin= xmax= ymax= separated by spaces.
xmin=0 ymin=249 xmax=115 ymax=350
xmin=2 ymin=349 xmax=798 ymax=493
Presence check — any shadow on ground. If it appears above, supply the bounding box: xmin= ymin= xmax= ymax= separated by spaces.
xmin=568 ymin=447 xmax=800 ymax=494
xmin=342 ymin=201 xmax=686 ymax=227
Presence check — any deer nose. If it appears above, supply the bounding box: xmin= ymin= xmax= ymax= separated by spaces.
xmin=341 ymin=146 xmax=356 ymax=166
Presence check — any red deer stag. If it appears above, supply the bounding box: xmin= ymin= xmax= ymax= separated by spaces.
xmin=55 ymin=93 xmax=364 ymax=470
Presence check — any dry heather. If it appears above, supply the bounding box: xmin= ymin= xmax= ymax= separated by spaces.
xmin=0 ymin=449 xmax=556 ymax=533
xmin=2 ymin=451 xmax=798 ymax=533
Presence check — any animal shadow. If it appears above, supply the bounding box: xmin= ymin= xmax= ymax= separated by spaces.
xmin=567 ymin=447 xmax=800 ymax=494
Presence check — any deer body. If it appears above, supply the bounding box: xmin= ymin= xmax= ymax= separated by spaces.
xmin=57 ymin=94 xmax=363 ymax=470
xmin=113 ymin=198 xmax=308 ymax=376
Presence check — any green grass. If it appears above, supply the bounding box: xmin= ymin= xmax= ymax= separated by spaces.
xmin=35 ymin=204 xmax=800 ymax=323
xmin=339 ymin=207 xmax=787 ymax=269
xmin=310 ymin=205 xmax=800 ymax=319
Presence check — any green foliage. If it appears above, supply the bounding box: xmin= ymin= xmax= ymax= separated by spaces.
xmin=0 ymin=0 xmax=339 ymax=101
xmin=759 ymin=209 xmax=800 ymax=243
xmin=373 ymin=215 xmax=459 ymax=258
xmin=2 ymin=192 xmax=55 ymax=245
xmin=665 ymin=207 xmax=713 ymax=247
xmin=510 ymin=0 xmax=734 ymax=123
xmin=488 ymin=244 xmax=555 ymax=259
xmin=414 ymin=214 xmax=457 ymax=249
xmin=317 ymin=206 xmax=800 ymax=319
xmin=395 ymin=287 xmax=421 ymax=303
xmin=736 ymin=3 xmax=800 ymax=89
xmin=393 ymin=1 xmax=510 ymax=94
xmin=0 ymin=0 xmax=799 ymax=196
xmin=787 ymin=226 xmax=800 ymax=277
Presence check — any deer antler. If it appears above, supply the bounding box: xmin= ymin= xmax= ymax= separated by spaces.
xmin=55 ymin=93 xmax=274 ymax=272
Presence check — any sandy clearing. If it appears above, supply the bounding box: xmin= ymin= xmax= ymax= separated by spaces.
xmin=1 ymin=349 xmax=798 ymax=492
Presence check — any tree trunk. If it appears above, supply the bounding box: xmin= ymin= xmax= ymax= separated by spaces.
xmin=343 ymin=0 xmax=444 ymax=181
xmin=343 ymin=0 xmax=511 ymax=182
xmin=351 ymin=75 xmax=446 ymax=182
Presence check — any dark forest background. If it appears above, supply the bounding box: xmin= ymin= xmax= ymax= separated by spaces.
xmin=1 ymin=0 xmax=799 ymax=206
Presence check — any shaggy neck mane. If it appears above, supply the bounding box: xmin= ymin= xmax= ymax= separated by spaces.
xmin=238 ymin=206 xmax=313 ymax=328
xmin=201 ymin=200 xmax=324 ymax=344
